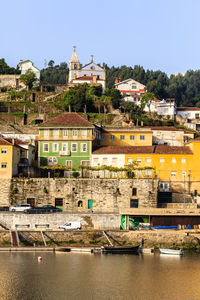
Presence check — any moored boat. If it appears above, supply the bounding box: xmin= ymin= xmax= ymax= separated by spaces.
xmin=159 ymin=248 xmax=184 ymax=255
xmin=101 ymin=245 xmax=139 ymax=254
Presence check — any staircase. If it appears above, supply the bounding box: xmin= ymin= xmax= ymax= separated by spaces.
xmin=11 ymin=231 xmax=19 ymax=247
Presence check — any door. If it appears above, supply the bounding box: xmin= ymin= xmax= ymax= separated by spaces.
xmin=88 ymin=199 xmax=93 ymax=210
xmin=27 ymin=198 xmax=35 ymax=207
xmin=55 ymin=198 xmax=63 ymax=211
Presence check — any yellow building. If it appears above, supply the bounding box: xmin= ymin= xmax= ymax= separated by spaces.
xmin=96 ymin=127 xmax=152 ymax=147
xmin=0 ymin=138 xmax=27 ymax=178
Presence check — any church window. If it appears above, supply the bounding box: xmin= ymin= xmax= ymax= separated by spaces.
xmin=90 ymin=66 xmax=94 ymax=70
xmin=74 ymin=64 xmax=77 ymax=69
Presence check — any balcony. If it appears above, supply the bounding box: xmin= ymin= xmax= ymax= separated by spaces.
xmin=59 ymin=150 xmax=71 ymax=156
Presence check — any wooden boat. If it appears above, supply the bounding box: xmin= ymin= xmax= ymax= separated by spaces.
xmin=101 ymin=245 xmax=139 ymax=254
xmin=159 ymin=248 xmax=184 ymax=255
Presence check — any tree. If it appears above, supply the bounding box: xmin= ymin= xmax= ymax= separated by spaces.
xmin=48 ymin=60 xmax=55 ymax=68
xmin=19 ymin=69 xmax=37 ymax=90
xmin=141 ymin=92 xmax=155 ymax=115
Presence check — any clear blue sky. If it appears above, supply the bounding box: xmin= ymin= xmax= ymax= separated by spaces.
xmin=1 ymin=0 xmax=200 ymax=75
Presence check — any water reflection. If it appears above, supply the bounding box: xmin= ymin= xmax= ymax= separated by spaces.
xmin=0 ymin=252 xmax=199 ymax=300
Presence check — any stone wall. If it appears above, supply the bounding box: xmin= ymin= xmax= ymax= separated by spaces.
xmin=10 ymin=178 xmax=158 ymax=212
xmin=0 ymin=179 xmax=11 ymax=206
xmin=0 ymin=212 xmax=120 ymax=230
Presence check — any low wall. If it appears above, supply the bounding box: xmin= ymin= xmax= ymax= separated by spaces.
xmin=0 ymin=230 xmax=199 ymax=249
xmin=0 ymin=212 xmax=120 ymax=230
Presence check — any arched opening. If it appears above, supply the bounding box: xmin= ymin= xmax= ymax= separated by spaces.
xmin=78 ymin=200 xmax=83 ymax=207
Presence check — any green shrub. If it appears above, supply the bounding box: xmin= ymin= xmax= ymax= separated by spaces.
xmin=72 ymin=171 xmax=80 ymax=178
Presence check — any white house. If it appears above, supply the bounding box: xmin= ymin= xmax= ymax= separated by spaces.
xmin=156 ymin=99 xmax=176 ymax=119
xmin=68 ymin=47 xmax=106 ymax=91
xmin=114 ymin=78 xmax=146 ymax=103
xmin=18 ymin=60 xmax=40 ymax=81
xmin=176 ymin=107 xmax=200 ymax=120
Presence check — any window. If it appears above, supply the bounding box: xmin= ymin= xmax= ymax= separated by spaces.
xmin=112 ymin=158 xmax=117 ymax=166
xmin=81 ymin=143 xmax=87 ymax=152
xmin=145 ymin=169 xmax=152 ymax=176
xmin=136 ymin=170 xmax=142 ymax=177
xmin=182 ymin=171 xmax=187 ymax=176
xmin=181 ymin=158 xmax=186 ymax=163
xmin=160 ymin=157 xmax=165 ymax=163
xmin=82 ymin=130 xmax=87 ymax=137
xmin=132 ymin=84 xmax=137 ymax=89
xmin=44 ymin=130 xmax=49 ymax=137
xmin=48 ymin=157 xmax=57 ymax=166
xmin=72 ymin=129 xmax=78 ymax=137
xmin=62 ymin=143 xmax=68 ymax=152
xmin=130 ymin=135 xmax=135 ymax=140
xmin=132 ymin=188 xmax=137 ymax=196
xmin=171 ymin=171 xmax=176 ymax=176
xmin=101 ymin=135 xmax=105 ymax=141
xmin=103 ymin=158 xmax=108 ymax=164
xmin=172 ymin=158 xmax=176 ymax=163
xmin=71 ymin=143 xmax=77 ymax=152
xmin=52 ymin=143 xmax=59 ymax=152
xmin=66 ymin=160 xmax=72 ymax=167
xmin=54 ymin=130 xmax=59 ymax=137
xmin=43 ymin=143 xmax=49 ymax=152
xmin=195 ymin=113 xmax=199 ymax=119
xmin=128 ymin=158 xmax=133 ymax=165
xmin=146 ymin=158 xmax=151 ymax=163
xmin=1 ymin=162 xmax=7 ymax=169
xmin=130 ymin=199 xmax=138 ymax=208
xmin=93 ymin=158 xmax=98 ymax=165
xmin=81 ymin=161 xmax=90 ymax=166
xmin=63 ymin=130 xmax=68 ymax=137
xmin=1 ymin=147 xmax=7 ymax=154
xmin=140 ymin=135 xmax=145 ymax=140
xmin=120 ymin=135 xmax=125 ymax=140
xmin=137 ymin=158 xmax=142 ymax=164
xmin=110 ymin=135 xmax=115 ymax=141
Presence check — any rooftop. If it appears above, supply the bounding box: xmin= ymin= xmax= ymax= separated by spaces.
xmin=93 ymin=145 xmax=193 ymax=155
xmin=40 ymin=113 xmax=94 ymax=128
xmin=177 ymin=107 xmax=200 ymax=111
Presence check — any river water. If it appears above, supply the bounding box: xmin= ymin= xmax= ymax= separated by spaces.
xmin=0 ymin=251 xmax=199 ymax=300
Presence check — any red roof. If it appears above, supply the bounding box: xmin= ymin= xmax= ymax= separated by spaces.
xmin=149 ymin=127 xmax=183 ymax=132
xmin=177 ymin=107 xmax=200 ymax=111
xmin=40 ymin=113 xmax=93 ymax=128
xmin=93 ymin=145 xmax=193 ymax=155
xmin=73 ymin=76 xmax=104 ymax=81
xmin=0 ymin=137 xmax=12 ymax=145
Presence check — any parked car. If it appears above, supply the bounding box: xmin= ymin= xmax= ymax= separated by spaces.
xmin=9 ymin=204 xmax=31 ymax=212
xmin=24 ymin=205 xmax=62 ymax=214
xmin=42 ymin=205 xmax=62 ymax=212
xmin=59 ymin=221 xmax=82 ymax=230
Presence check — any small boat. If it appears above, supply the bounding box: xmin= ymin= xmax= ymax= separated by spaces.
xmin=101 ymin=245 xmax=139 ymax=254
xmin=159 ymin=248 xmax=184 ymax=255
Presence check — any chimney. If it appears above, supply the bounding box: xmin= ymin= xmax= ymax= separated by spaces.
xmin=115 ymin=77 xmax=120 ymax=84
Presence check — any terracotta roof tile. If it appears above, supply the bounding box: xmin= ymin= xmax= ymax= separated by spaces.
xmin=149 ymin=127 xmax=183 ymax=131
xmin=40 ymin=113 xmax=94 ymax=128
xmin=93 ymin=146 xmax=155 ymax=154
xmin=177 ymin=107 xmax=200 ymax=111
xmin=0 ymin=137 xmax=12 ymax=145
xmin=73 ymin=76 xmax=104 ymax=81
xmin=155 ymin=145 xmax=193 ymax=154
xmin=93 ymin=145 xmax=193 ymax=155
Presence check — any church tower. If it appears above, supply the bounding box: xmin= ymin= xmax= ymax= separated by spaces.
xmin=68 ymin=46 xmax=81 ymax=83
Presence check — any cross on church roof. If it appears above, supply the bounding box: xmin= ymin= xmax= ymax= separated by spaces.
xmin=73 ymin=46 xmax=76 ymax=50
xmin=91 ymin=55 xmax=94 ymax=62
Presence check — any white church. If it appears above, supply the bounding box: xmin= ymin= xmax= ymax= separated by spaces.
xmin=68 ymin=47 xmax=106 ymax=91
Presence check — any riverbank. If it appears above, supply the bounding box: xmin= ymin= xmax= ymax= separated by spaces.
xmin=1 ymin=229 xmax=200 ymax=250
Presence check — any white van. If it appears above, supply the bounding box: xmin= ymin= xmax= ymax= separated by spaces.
xmin=59 ymin=221 xmax=81 ymax=230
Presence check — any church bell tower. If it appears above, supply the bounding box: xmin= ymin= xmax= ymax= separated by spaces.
xmin=68 ymin=46 xmax=81 ymax=82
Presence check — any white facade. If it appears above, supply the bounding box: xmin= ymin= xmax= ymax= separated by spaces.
xmin=18 ymin=60 xmax=40 ymax=80
xmin=157 ymin=99 xmax=176 ymax=118
xmin=91 ymin=154 xmax=125 ymax=168
xmin=177 ymin=108 xmax=200 ymax=120
xmin=115 ymin=78 xmax=145 ymax=102
xmin=68 ymin=48 xmax=106 ymax=90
